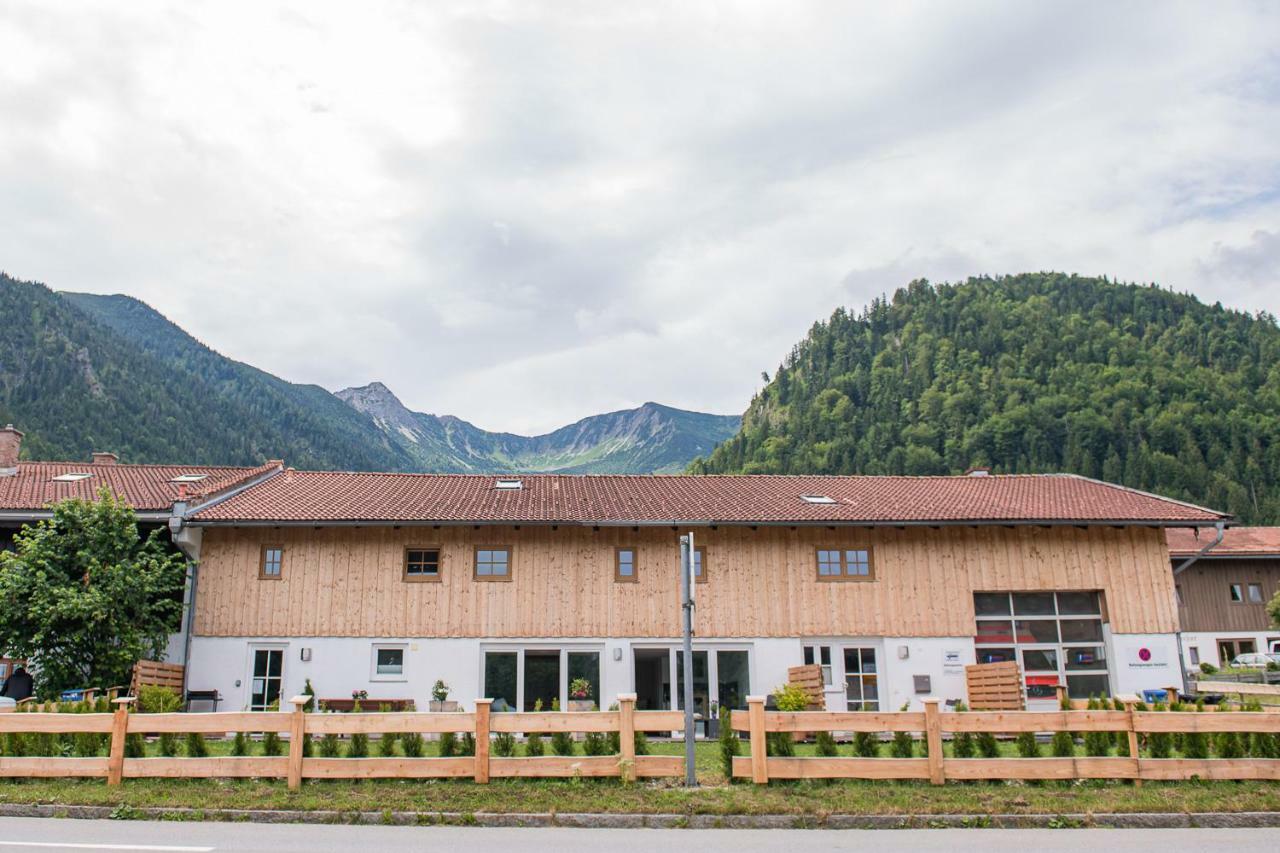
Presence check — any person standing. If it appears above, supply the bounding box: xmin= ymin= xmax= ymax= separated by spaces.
xmin=0 ymin=665 xmax=33 ymax=701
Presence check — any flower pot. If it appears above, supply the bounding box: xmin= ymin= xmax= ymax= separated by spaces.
xmin=567 ymin=699 xmax=594 ymax=712
xmin=429 ymin=700 xmax=458 ymax=712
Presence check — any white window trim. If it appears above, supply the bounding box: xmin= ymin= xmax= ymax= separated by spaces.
xmin=480 ymin=642 xmax=606 ymax=711
xmin=371 ymin=643 xmax=408 ymax=682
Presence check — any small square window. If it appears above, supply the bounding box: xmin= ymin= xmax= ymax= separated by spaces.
xmin=404 ymin=547 xmax=441 ymax=581
xmin=1248 ymin=583 xmax=1264 ymax=604
xmin=475 ymin=547 xmax=512 ymax=580
xmin=1230 ymin=583 xmax=1244 ymax=603
xmin=259 ymin=546 xmax=283 ymax=579
xmin=1189 ymin=647 xmax=1201 ymax=666
xmin=373 ymin=646 xmax=404 ymax=679
xmin=615 ymin=547 xmax=637 ymax=582
xmin=816 ymin=546 xmax=875 ymax=581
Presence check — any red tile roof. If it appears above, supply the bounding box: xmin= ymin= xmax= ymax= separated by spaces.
xmin=0 ymin=461 xmax=282 ymax=515
xmin=190 ymin=471 xmax=1229 ymax=526
xmin=1167 ymin=526 xmax=1280 ymax=557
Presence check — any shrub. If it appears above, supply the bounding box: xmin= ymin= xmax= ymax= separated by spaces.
xmin=952 ymin=700 xmax=976 ymax=758
xmin=1198 ymin=662 xmax=1218 ymax=675
xmin=767 ymin=683 xmax=809 ymax=757
xmin=460 ymin=733 xmax=476 ymax=757
xmin=318 ymin=733 xmax=341 ymax=758
xmin=73 ymin=699 xmax=102 ymax=757
xmin=1112 ymin=698 xmax=1130 ymax=757
xmin=853 ymin=730 xmax=879 ymax=757
xmin=346 ymin=732 xmax=369 ymax=758
xmin=401 ymin=732 xmax=425 ymax=758
xmin=583 ymin=730 xmax=610 ymax=756
xmin=1016 ymin=731 xmax=1041 ymax=758
xmin=185 ymin=732 xmax=209 ymax=758
xmin=438 ymin=731 xmax=458 ymax=757
xmin=815 ymin=729 xmax=838 ymax=757
xmin=1147 ymin=702 xmax=1173 ymax=758
xmin=231 ymin=731 xmax=248 ymax=756
xmin=492 ymin=731 xmax=515 ymax=757
xmin=525 ymin=697 xmax=545 ymax=757
xmin=378 ymin=732 xmax=399 ymax=757
xmin=124 ymin=733 xmax=146 ymax=758
xmin=718 ymin=703 xmax=741 ymax=780
xmin=1212 ymin=704 xmax=1244 ymax=759
xmin=1050 ymin=695 xmax=1074 ymax=757
xmin=1181 ymin=698 xmax=1209 ymax=759
xmin=1083 ymin=697 xmax=1111 ymax=756
xmin=1243 ymin=699 xmax=1279 ymax=758
xmin=550 ymin=699 xmax=575 ymax=756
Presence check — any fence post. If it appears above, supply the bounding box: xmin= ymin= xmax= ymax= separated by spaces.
xmin=287 ymin=694 xmax=309 ymax=791
xmin=474 ymin=698 xmax=492 ymax=784
xmin=618 ymin=693 xmax=637 ymax=782
xmin=106 ymin=696 xmax=134 ymax=787
xmin=1120 ymin=694 xmax=1142 ymax=788
xmin=747 ymin=695 xmax=768 ymax=784
xmin=923 ymin=698 xmax=944 ymax=785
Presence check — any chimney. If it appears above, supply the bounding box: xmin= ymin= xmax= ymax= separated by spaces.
xmin=0 ymin=425 xmax=22 ymax=475
xmin=92 ymin=451 xmax=119 ymax=466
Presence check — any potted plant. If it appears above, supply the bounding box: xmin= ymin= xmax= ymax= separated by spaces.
xmin=428 ymin=679 xmax=457 ymax=712
xmin=567 ymin=677 xmax=594 ymax=712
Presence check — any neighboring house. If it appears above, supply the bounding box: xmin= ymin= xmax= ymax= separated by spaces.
xmin=1168 ymin=526 xmax=1280 ymax=669
xmin=176 ymin=467 xmax=1229 ymax=714
xmin=0 ymin=424 xmax=282 ymax=664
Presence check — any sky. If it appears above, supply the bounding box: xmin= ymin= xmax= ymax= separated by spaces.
xmin=1 ymin=1 xmax=1278 ymax=435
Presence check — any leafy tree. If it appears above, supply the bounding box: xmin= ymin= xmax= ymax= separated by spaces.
xmin=0 ymin=489 xmax=187 ymax=696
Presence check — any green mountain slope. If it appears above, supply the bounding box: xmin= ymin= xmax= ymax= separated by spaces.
xmin=0 ymin=274 xmax=736 ymax=473
xmin=336 ymin=382 xmax=740 ymax=473
xmin=692 ymin=273 xmax=1280 ymax=523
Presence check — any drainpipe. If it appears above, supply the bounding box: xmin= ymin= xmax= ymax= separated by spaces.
xmin=168 ymin=502 xmax=202 ymax=703
xmin=1171 ymin=521 xmax=1225 ymax=696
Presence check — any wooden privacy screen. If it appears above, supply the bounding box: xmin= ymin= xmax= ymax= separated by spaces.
xmin=130 ymin=660 xmax=185 ymax=697
xmin=787 ymin=665 xmax=826 ymax=710
xmin=965 ymin=661 xmax=1024 ymax=710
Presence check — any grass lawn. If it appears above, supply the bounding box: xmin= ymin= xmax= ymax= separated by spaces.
xmin=2 ymin=739 xmax=1279 ymax=817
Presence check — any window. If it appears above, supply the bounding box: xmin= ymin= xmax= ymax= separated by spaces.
xmin=495 ymin=478 xmax=522 ymax=490
xmin=1248 ymin=583 xmax=1264 ymax=604
xmin=249 ymin=648 xmax=283 ymax=711
xmin=844 ymin=647 xmax=879 ymax=711
xmin=1229 ymin=583 xmax=1244 ymax=603
xmin=803 ymin=644 xmax=833 ymax=686
xmin=816 ymin=548 xmax=874 ymax=581
xmin=372 ymin=645 xmax=405 ymax=680
xmin=1175 ymin=584 xmax=1184 ymax=606
xmin=1188 ymin=647 xmax=1201 ymax=666
xmin=974 ymin=591 xmax=1108 ymax=701
xmin=800 ymin=494 xmax=836 ymax=504
xmin=484 ymin=651 xmax=518 ymax=709
xmin=169 ymin=474 xmax=207 ymax=483
xmin=691 ymin=546 xmax=707 ymax=584
xmin=259 ymin=545 xmax=283 ymax=580
xmin=403 ymin=547 xmax=441 ymax=582
xmin=474 ymin=547 xmax=512 ymax=581
xmin=615 ymin=547 xmax=637 ymax=582
xmin=51 ymin=472 xmax=92 ymax=482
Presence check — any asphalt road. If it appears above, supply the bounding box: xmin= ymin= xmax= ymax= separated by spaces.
xmin=0 ymin=819 xmax=1275 ymax=852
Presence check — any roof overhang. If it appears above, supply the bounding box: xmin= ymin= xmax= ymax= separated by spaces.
xmin=187 ymin=517 xmax=1228 ymax=529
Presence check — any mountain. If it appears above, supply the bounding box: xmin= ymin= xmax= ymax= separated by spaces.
xmin=0 ymin=272 xmax=737 ymax=473
xmin=692 ymin=272 xmax=1280 ymax=524
xmin=336 ymin=381 xmax=741 ymax=473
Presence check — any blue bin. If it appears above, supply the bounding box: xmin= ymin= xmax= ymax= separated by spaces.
xmin=1141 ymin=688 xmax=1172 ymax=704
xmin=59 ymin=689 xmax=86 ymax=702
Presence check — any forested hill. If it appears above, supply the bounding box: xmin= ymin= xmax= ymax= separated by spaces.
xmin=691 ymin=273 xmax=1280 ymax=524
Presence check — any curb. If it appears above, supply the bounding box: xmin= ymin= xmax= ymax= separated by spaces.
xmin=2 ymin=804 xmax=1280 ymax=829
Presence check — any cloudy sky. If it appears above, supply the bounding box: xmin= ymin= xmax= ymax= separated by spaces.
xmin=2 ymin=2 xmax=1278 ymax=434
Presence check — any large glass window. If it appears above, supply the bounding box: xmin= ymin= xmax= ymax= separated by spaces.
xmin=974 ymin=591 xmax=1108 ymax=701
xmin=844 ymin=647 xmax=879 ymax=711
xmin=676 ymin=650 xmax=710 ymax=717
xmin=523 ymin=650 xmax=560 ymax=711
xmin=568 ymin=651 xmax=601 ymax=706
xmin=484 ymin=652 xmax=517 ymax=709
xmin=717 ymin=650 xmax=750 ymax=710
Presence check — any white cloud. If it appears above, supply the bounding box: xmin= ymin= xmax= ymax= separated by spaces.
xmin=1 ymin=0 xmax=1277 ymax=434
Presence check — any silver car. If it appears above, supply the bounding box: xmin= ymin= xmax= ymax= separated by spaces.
xmin=1230 ymin=652 xmax=1280 ymax=668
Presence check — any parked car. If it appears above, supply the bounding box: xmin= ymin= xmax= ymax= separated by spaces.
xmin=1230 ymin=652 xmax=1280 ymax=669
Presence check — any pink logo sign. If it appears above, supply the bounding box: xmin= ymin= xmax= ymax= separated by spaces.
xmin=1138 ymin=648 xmax=1152 ymax=662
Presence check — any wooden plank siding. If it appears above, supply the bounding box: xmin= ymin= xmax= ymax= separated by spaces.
xmin=1175 ymin=557 xmax=1280 ymax=633
xmin=192 ymin=524 xmax=1177 ymax=638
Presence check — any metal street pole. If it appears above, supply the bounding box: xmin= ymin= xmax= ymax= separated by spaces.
xmin=680 ymin=532 xmax=698 ymax=787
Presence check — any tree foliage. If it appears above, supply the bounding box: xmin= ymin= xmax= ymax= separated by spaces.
xmin=692 ymin=273 xmax=1280 ymax=523
xmin=0 ymin=489 xmax=187 ymax=696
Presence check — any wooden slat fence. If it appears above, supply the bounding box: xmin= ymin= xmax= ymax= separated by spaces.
xmin=965 ymin=661 xmax=1024 ymax=710
xmin=731 ymin=694 xmax=1280 ymax=784
xmin=0 ymin=693 xmax=684 ymax=788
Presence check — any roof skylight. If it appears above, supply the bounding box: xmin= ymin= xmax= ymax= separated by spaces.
xmin=800 ymin=494 xmax=837 ymax=504
xmin=51 ymin=473 xmax=93 ymax=482
xmin=170 ymin=474 xmax=208 ymax=483
xmin=495 ymin=478 xmax=523 ymax=490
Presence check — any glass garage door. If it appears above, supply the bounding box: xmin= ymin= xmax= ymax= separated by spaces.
xmin=974 ymin=591 xmax=1109 ymax=702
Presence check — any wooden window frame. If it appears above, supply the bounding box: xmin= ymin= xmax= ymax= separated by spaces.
xmin=403 ymin=546 xmax=442 ymax=583
xmin=259 ymin=544 xmax=284 ymax=580
xmin=692 ymin=545 xmax=708 ymax=584
xmin=614 ymin=546 xmax=638 ymax=583
xmin=473 ymin=545 xmax=513 ymax=582
xmin=815 ymin=546 xmax=875 ymax=582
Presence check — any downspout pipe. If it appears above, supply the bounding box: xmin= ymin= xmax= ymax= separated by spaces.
xmin=1172 ymin=521 xmax=1225 ymax=697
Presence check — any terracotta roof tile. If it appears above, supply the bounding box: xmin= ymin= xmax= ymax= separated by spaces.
xmin=190 ymin=471 xmax=1229 ymax=526
xmin=0 ymin=461 xmax=281 ymax=515
xmin=1167 ymin=526 xmax=1280 ymax=557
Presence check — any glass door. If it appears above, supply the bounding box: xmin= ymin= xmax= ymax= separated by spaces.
xmin=249 ymin=648 xmax=283 ymax=710
xmin=523 ymin=650 xmax=560 ymax=711
xmin=675 ymin=650 xmax=710 ymax=717
xmin=844 ymin=647 xmax=879 ymax=711
xmin=1020 ymin=646 xmax=1060 ymax=704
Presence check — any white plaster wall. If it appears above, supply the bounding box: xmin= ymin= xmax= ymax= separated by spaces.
xmin=881 ymin=637 xmax=975 ymax=710
xmin=1109 ymin=633 xmax=1182 ymax=697
xmin=1179 ymin=631 xmax=1280 ymax=669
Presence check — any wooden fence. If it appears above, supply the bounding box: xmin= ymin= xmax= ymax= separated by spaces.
xmin=0 ymin=694 xmax=684 ymax=788
xmin=731 ymin=695 xmax=1280 ymax=784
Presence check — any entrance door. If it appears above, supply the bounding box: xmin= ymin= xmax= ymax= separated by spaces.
xmin=844 ymin=647 xmax=879 ymax=711
xmin=523 ymin=650 xmax=560 ymax=711
xmin=675 ymin=650 xmax=710 ymax=716
xmin=249 ymin=648 xmax=283 ymax=710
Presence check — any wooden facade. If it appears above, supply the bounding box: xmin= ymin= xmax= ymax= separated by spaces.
xmin=1175 ymin=557 xmax=1280 ymax=633
xmin=191 ymin=523 xmax=1177 ymax=639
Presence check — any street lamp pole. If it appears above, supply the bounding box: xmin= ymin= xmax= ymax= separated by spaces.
xmin=680 ymin=532 xmax=698 ymax=787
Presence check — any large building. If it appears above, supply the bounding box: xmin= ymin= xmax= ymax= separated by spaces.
xmin=1168 ymin=526 xmax=1280 ymax=669
xmin=0 ymin=423 xmax=1231 ymax=713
